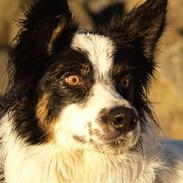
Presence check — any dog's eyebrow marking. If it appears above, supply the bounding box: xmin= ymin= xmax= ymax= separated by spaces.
xmin=81 ymin=63 xmax=91 ymax=76
xmin=71 ymin=33 xmax=115 ymax=79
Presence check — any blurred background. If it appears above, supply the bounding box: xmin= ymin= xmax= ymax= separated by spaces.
xmin=0 ymin=0 xmax=183 ymax=138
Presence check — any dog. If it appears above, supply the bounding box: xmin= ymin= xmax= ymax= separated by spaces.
xmin=0 ymin=0 xmax=183 ymax=182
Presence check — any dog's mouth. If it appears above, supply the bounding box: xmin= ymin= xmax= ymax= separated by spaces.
xmin=92 ymin=129 xmax=123 ymax=143
xmin=73 ymin=122 xmax=140 ymax=154
xmin=90 ymin=118 xmax=140 ymax=146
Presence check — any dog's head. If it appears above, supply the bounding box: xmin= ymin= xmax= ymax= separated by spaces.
xmin=9 ymin=0 xmax=167 ymax=154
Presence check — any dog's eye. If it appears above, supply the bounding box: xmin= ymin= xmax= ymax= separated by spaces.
xmin=121 ymin=77 xmax=131 ymax=88
xmin=65 ymin=75 xmax=81 ymax=86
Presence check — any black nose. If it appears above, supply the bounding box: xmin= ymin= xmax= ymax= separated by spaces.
xmin=102 ymin=107 xmax=138 ymax=132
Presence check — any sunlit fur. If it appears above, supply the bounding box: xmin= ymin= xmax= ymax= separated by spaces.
xmin=0 ymin=0 xmax=183 ymax=182
xmin=1 ymin=115 xmax=183 ymax=183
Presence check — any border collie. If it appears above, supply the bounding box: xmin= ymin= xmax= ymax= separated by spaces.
xmin=0 ymin=0 xmax=183 ymax=182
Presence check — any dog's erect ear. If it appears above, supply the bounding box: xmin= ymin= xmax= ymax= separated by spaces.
xmin=17 ymin=0 xmax=76 ymax=57
xmin=107 ymin=0 xmax=167 ymax=59
xmin=125 ymin=0 xmax=168 ymax=58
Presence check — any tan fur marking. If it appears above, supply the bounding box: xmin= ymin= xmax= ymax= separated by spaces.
xmin=81 ymin=64 xmax=90 ymax=76
xmin=36 ymin=94 xmax=60 ymax=142
xmin=36 ymin=94 xmax=50 ymax=127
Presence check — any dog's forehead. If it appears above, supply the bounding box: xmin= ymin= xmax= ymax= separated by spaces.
xmin=71 ymin=33 xmax=116 ymax=76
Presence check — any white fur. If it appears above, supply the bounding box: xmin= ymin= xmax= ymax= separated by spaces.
xmin=72 ymin=33 xmax=114 ymax=78
xmin=1 ymin=115 xmax=183 ymax=183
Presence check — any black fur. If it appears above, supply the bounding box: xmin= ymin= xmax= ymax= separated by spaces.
xmin=4 ymin=0 xmax=167 ymax=144
xmin=6 ymin=0 xmax=79 ymax=144
xmin=0 ymin=96 xmax=5 ymax=118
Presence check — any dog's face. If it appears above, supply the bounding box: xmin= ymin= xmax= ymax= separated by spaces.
xmin=44 ymin=34 xmax=140 ymax=153
xmin=10 ymin=0 xmax=167 ymax=154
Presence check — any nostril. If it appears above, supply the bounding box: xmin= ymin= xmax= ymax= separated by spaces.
xmin=129 ymin=117 xmax=138 ymax=130
xmin=111 ymin=115 xmax=125 ymax=129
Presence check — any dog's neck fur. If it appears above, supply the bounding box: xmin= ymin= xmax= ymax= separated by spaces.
xmin=1 ymin=115 xmax=174 ymax=183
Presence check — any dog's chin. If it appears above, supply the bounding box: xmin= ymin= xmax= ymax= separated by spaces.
xmin=102 ymin=138 xmax=139 ymax=155
xmin=56 ymin=123 xmax=141 ymax=155
xmin=87 ymin=127 xmax=141 ymax=155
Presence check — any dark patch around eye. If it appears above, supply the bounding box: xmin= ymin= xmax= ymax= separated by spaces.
xmin=112 ymin=48 xmax=152 ymax=103
xmin=113 ymin=48 xmax=155 ymax=83
xmin=111 ymin=47 xmax=155 ymax=122
xmin=114 ymin=75 xmax=134 ymax=102
xmin=37 ymin=49 xmax=95 ymax=131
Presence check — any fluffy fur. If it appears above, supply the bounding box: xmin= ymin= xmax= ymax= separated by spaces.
xmin=0 ymin=0 xmax=183 ymax=182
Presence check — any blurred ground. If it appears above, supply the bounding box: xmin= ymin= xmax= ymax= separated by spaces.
xmin=0 ymin=0 xmax=183 ymax=138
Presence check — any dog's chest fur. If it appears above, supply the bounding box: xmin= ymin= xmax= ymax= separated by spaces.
xmin=0 ymin=119 xmax=174 ymax=183
xmin=2 ymin=139 xmax=161 ymax=183
xmin=4 ymin=142 xmax=182 ymax=183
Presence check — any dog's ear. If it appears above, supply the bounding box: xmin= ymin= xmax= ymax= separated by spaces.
xmin=16 ymin=0 xmax=77 ymax=58
xmin=124 ymin=0 xmax=168 ymax=58
xmin=106 ymin=0 xmax=167 ymax=59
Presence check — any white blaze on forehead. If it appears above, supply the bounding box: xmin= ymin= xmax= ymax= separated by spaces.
xmin=72 ymin=33 xmax=115 ymax=77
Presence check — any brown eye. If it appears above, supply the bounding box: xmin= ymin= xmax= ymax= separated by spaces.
xmin=121 ymin=77 xmax=130 ymax=88
xmin=65 ymin=75 xmax=81 ymax=86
